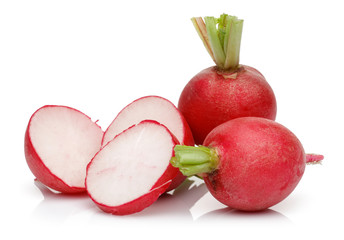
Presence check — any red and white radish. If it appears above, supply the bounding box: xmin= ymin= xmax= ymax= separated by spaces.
xmin=178 ymin=14 xmax=277 ymax=144
xmin=86 ymin=120 xmax=179 ymax=215
xmin=171 ymin=117 xmax=311 ymax=211
xmin=24 ymin=105 xmax=103 ymax=193
xmin=103 ymin=95 xmax=194 ymax=146
xmin=103 ymin=95 xmax=194 ymax=190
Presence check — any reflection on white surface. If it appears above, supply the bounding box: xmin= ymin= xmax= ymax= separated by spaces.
xmin=30 ymin=177 xmax=291 ymax=226
xmin=196 ymin=207 xmax=292 ymax=225
xmin=31 ymin=180 xmax=95 ymax=223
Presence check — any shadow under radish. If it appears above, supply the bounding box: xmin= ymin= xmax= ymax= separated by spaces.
xmin=196 ymin=207 xmax=292 ymax=226
xmin=130 ymin=177 xmax=208 ymax=219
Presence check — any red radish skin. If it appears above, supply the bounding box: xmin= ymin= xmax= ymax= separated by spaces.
xmin=102 ymin=95 xmax=194 ymax=191
xmin=25 ymin=131 xmax=84 ymax=193
xmin=179 ymin=65 xmax=277 ymax=144
xmin=91 ymin=180 xmax=172 ymax=216
xmin=102 ymin=96 xmax=194 ymax=146
xmin=179 ymin=14 xmax=277 ymax=144
xmin=172 ymin=117 xmax=306 ymax=211
xmin=86 ymin=120 xmax=179 ymax=215
xmin=24 ymin=105 xmax=103 ymax=193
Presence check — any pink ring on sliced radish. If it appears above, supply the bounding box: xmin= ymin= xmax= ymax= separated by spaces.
xmin=102 ymin=96 xmax=194 ymax=147
xmin=24 ymin=105 xmax=103 ymax=193
xmin=86 ymin=120 xmax=179 ymax=215
xmin=102 ymin=95 xmax=194 ymax=191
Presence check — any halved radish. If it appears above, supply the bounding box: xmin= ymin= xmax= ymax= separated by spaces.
xmin=86 ymin=120 xmax=179 ymax=215
xmin=102 ymin=95 xmax=194 ymax=190
xmin=102 ymin=96 xmax=194 ymax=146
xmin=24 ymin=105 xmax=103 ymax=193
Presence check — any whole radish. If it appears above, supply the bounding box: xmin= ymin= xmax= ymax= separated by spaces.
xmin=171 ymin=117 xmax=319 ymax=211
xmin=178 ymin=14 xmax=277 ymax=144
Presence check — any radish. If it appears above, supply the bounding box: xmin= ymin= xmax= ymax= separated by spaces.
xmin=102 ymin=95 xmax=194 ymax=146
xmin=102 ymin=95 xmax=194 ymax=190
xmin=24 ymin=105 xmax=103 ymax=193
xmin=86 ymin=120 xmax=179 ymax=215
xmin=171 ymin=117 xmax=318 ymax=211
xmin=178 ymin=14 xmax=277 ymax=144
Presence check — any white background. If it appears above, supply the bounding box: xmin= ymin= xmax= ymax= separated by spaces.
xmin=1 ymin=0 xmax=343 ymax=239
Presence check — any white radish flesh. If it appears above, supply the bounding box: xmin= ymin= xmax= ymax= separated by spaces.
xmin=25 ymin=105 xmax=103 ymax=192
xmin=86 ymin=120 xmax=178 ymax=215
xmin=102 ymin=96 xmax=194 ymax=146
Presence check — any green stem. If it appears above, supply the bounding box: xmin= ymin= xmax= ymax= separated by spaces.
xmin=204 ymin=16 xmax=226 ymax=69
xmin=191 ymin=17 xmax=215 ymax=63
xmin=191 ymin=13 xmax=244 ymax=71
xmin=224 ymin=17 xmax=243 ymax=70
xmin=170 ymin=145 xmax=219 ymax=177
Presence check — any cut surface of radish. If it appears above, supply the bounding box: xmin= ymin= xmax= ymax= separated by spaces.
xmin=25 ymin=105 xmax=103 ymax=192
xmin=102 ymin=96 xmax=194 ymax=192
xmin=102 ymin=96 xmax=194 ymax=147
xmin=86 ymin=120 xmax=178 ymax=215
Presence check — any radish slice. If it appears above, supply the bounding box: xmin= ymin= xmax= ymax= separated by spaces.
xmin=24 ymin=105 xmax=103 ymax=193
xmin=86 ymin=120 xmax=178 ymax=215
xmin=93 ymin=180 xmax=172 ymax=216
xmin=102 ymin=96 xmax=194 ymax=191
xmin=102 ymin=96 xmax=194 ymax=147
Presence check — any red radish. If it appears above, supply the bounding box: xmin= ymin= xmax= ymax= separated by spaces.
xmin=102 ymin=96 xmax=194 ymax=146
xmin=171 ymin=117 xmax=309 ymax=211
xmin=178 ymin=14 xmax=277 ymax=144
xmin=86 ymin=120 xmax=179 ymax=215
xmin=102 ymin=95 xmax=194 ymax=190
xmin=24 ymin=105 xmax=103 ymax=193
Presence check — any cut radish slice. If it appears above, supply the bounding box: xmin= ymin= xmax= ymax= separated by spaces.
xmin=24 ymin=105 xmax=103 ymax=193
xmin=102 ymin=96 xmax=194 ymax=147
xmin=102 ymin=95 xmax=194 ymax=190
xmin=86 ymin=120 xmax=179 ymax=215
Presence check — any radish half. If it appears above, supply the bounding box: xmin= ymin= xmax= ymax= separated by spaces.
xmin=102 ymin=95 xmax=194 ymax=190
xmin=24 ymin=105 xmax=103 ymax=193
xmin=86 ymin=120 xmax=179 ymax=215
xmin=102 ymin=96 xmax=194 ymax=146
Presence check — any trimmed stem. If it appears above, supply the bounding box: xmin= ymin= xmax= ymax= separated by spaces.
xmin=204 ymin=16 xmax=226 ymax=69
xmin=224 ymin=18 xmax=243 ymax=70
xmin=171 ymin=145 xmax=219 ymax=177
xmin=192 ymin=13 xmax=244 ymax=71
xmin=191 ymin=17 xmax=215 ymax=62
